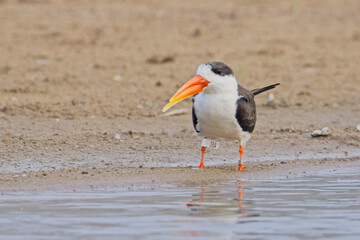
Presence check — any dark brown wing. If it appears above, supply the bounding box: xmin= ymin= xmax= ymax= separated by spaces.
xmin=192 ymin=94 xmax=200 ymax=133
xmin=236 ymin=85 xmax=256 ymax=133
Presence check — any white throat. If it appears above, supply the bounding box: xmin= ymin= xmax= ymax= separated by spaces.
xmin=196 ymin=64 xmax=238 ymax=95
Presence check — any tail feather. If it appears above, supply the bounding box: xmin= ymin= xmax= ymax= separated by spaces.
xmin=251 ymin=83 xmax=280 ymax=96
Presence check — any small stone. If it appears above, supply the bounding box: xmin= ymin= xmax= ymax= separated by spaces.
xmin=311 ymin=127 xmax=331 ymax=137
xmin=266 ymin=93 xmax=277 ymax=108
xmin=113 ymin=75 xmax=122 ymax=81
xmin=268 ymin=93 xmax=274 ymax=103
xmin=311 ymin=130 xmax=322 ymax=137
xmin=36 ymin=59 xmax=50 ymax=66
xmin=355 ymin=124 xmax=360 ymax=132
xmin=114 ymin=133 xmax=121 ymax=140
xmin=321 ymin=127 xmax=331 ymax=135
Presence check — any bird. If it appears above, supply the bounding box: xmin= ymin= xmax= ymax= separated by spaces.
xmin=162 ymin=61 xmax=279 ymax=171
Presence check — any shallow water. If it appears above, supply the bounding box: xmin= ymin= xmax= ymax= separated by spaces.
xmin=1 ymin=168 xmax=360 ymax=240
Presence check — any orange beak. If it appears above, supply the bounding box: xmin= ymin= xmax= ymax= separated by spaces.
xmin=162 ymin=75 xmax=210 ymax=112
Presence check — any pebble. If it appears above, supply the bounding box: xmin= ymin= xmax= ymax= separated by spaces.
xmin=311 ymin=127 xmax=331 ymax=137
xmin=267 ymin=93 xmax=274 ymax=103
xmin=113 ymin=75 xmax=122 ymax=81
xmin=36 ymin=59 xmax=50 ymax=66
xmin=311 ymin=130 xmax=322 ymax=137
xmin=114 ymin=133 xmax=121 ymax=140
xmin=266 ymin=93 xmax=277 ymax=108
xmin=355 ymin=124 xmax=360 ymax=132
xmin=321 ymin=127 xmax=331 ymax=135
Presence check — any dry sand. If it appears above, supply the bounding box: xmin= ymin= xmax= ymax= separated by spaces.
xmin=0 ymin=0 xmax=359 ymax=191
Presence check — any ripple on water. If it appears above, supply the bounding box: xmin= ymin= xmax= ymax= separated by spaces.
xmin=0 ymin=167 xmax=360 ymax=240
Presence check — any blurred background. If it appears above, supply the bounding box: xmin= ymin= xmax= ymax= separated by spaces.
xmin=1 ymin=0 xmax=359 ymax=119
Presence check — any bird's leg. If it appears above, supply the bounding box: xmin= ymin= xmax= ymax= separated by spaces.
xmin=238 ymin=145 xmax=245 ymax=171
xmin=198 ymin=146 xmax=206 ymax=168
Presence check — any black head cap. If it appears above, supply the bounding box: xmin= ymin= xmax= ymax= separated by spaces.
xmin=208 ymin=62 xmax=234 ymax=77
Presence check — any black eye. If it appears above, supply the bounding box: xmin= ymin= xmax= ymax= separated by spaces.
xmin=212 ymin=68 xmax=222 ymax=75
xmin=240 ymin=97 xmax=249 ymax=102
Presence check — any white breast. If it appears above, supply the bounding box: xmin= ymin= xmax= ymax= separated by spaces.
xmin=193 ymin=87 xmax=251 ymax=145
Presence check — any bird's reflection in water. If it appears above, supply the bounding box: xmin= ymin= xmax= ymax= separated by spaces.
xmin=237 ymin=181 xmax=246 ymax=217
xmin=185 ymin=181 xmax=247 ymax=217
xmin=181 ymin=182 xmax=248 ymax=237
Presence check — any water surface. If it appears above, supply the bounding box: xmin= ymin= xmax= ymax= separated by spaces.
xmin=1 ymin=168 xmax=360 ymax=240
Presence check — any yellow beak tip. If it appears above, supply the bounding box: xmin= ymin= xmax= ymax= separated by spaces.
xmin=162 ymin=103 xmax=172 ymax=112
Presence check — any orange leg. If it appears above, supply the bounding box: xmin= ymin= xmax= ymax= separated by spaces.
xmin=238 ymin=145 xmax=245 ymax=171
xmin=198 ymin=146 xmax=206 ymax=168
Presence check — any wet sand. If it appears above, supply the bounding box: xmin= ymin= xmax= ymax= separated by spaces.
xmin=2 ymin=156 xmax=360 ymax=192
xmin=0 ymin=1 xmax=360 ymax=191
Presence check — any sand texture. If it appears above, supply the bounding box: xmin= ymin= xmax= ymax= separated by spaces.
xmin=0 ymin=0 xmax=359 ymax=191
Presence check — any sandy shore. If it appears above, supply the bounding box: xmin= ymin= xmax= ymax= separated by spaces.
xmin=1 ymin=156 xmax=360 ymax=192
xmin=1 ymin=105 xmax=359 ymax=191
xmin=0 ymin=1 xmax=359 ymax=191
